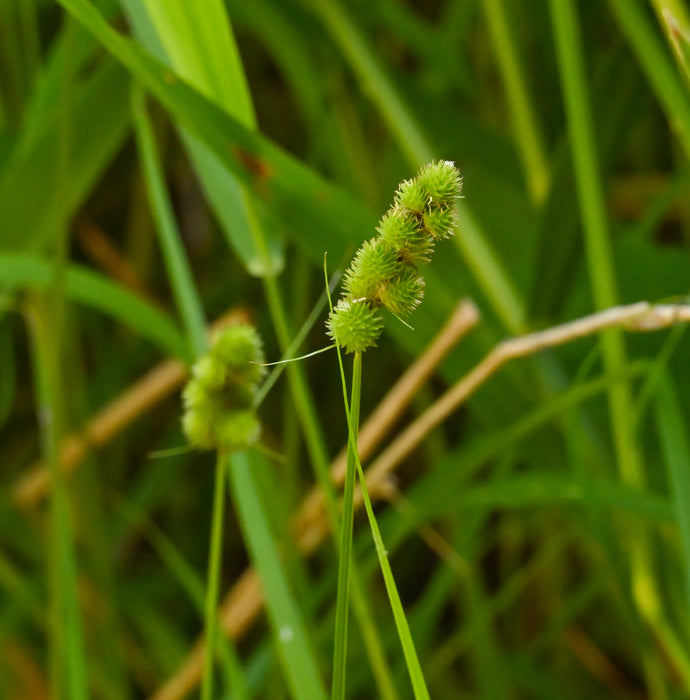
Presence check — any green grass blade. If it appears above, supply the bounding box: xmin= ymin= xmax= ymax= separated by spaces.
xmin=549 ymin=0 xmax=646 ymax=520
xmin=352 ymin=446 xmax=430 ymax=699
xmin=608 ymin=0 xmax=690 ymax=161
xmin=121 ymin=0 xmax=283 ymax=276
xmin=227 ymin=451 xmax=328 ymax=700
xmin=482 ymin=0 xmax=550 ymax=203
xmin=654 ymin=372 xmax=690 ymax=620
xmin=454 ymin=204 xmax=526 ymax=334
xmin=0 ymin=254 xmax=189 ymax=360
xmin=131 ymin=84 xmax=207 ymax=358
xmin=26 ymin=297 xmax=88 ymax=700
xmin=58 ymin=0 xmax=376 ymax=264
xmin=308 ymin=0 xmax=433 ymax=166
xmin=114 ymin=495 xmax=249 ymax=699
xmin=0 ymin=61 xmax=130 ymax=251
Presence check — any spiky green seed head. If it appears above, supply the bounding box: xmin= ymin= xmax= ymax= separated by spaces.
xmin=215 ymin=409 xmax=261 ymax=452
xmin=377 ymin=268 xmax=425 ymax=316
xmin=325 ymin=161 xmax=462 ymax=354
xmin=182 ymin=376 xmax=209 ymax=409
xmin=344 ymin=238 xmax=401 ymax=300
xmin=181 ymin=398 xmax=216 ymax=450
xmin=377 ymin=206 xmax=434 ymax=266
xmin=212 ymin=325 xmax=266 ymax=386
xmin=395 ymin=177 xmax=428 ymax=213
xmin=326 ymin=298 xmax=384 ymax=354
xmin=423 ymin=205 xmax=457 ymax=240
xmin=417 ymin=160 xmax=463 ymax=203
xmin=192 ymin=355 xmax=226 ymax=391
xmin=181 ymin=323 xmax=265 ymax=452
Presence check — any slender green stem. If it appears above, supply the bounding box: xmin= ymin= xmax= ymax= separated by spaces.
xmin=321 ymin=265 xmax=398 ymax=700
xmin=609 ymin=0 xmax=690 ymax=162
xmin=132 ymin=83 xmax=208 ymax=359
xmin=27 ymin=301 xmax=88 ymax=700
xmin=331 ymin=351 xmax=362 ymax=700
xmin=327 ymin=301 xmax=429 ymax=697
xmin=267 ymin=270 xmax=400 ymax=691
xmin=482 ymin=0 xmax=550 ymax=203
xmin=307 ymin=0 xmax=433 ymax=166
xmin=201 ymin=451 xmax=228 ymax=700
xmin=349 ymin=411 xmax=431 ymax=700
xmin=550 ymin=0 xmax=663 ymax=693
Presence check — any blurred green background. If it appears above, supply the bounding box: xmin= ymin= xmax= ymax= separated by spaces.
xmin=2 ymin=0 xmax=690 ymax=698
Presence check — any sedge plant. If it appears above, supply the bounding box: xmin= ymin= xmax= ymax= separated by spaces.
xmin=326 ymin=160 xmax=463 ymax=700
xmin=180 ymin=324 xmax=266 ymax=700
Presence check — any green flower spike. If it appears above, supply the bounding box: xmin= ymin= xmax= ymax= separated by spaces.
xmin=394 ymin=177 xmax=428 ymax=213
xmin=377 ymin=206 xmax=434 ymax=266
xmin=213 ymin=324 xmax=266 ymax=387
xmin=377 ymin=268 xmax=425 ymax=317
xmin=326 ymin=298 xmax=385 ymax=354
xmin=182 ymin=324 xmax=266 ymax=452
xmin=192 ymin=355 xmax=226 ymax=391
xmin=344 ymin=238 xmax=401 ymax=300
xmin=423 ymin=205 xmax=457 ymax=240
xmin=327 ymin=160 xmax=462 ymax=354
xmin=215 ymin=409 xmax=261 ymax=453
xmin=416 ymin=159 xmax=463 ymax=203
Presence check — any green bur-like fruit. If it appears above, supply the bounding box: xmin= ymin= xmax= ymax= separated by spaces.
xmin=377 ymin=207 xmax=434 ymax=266
xmin=377 ymin=268 xmax=425 ymax=316
xmin=182 ymin=324 xmax=266 ymax=452
xmin=344 ymin=238 xmax=401 ymax=300
xmin=326 ymin=298 xmax=385 ymax=354
xmin=416 ymin=159 xmax=463 ymax=202
xmin=423 ymin=205 xmax=457 ymax=240
xmin=327 ymin=160 xmax=462 ymax=354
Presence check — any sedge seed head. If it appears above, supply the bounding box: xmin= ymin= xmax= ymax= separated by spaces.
xmin=181 ymin=399 xmax=216 ymax=450
xmin=192 ymin=355 xmax=226 ymax=391
xmin=215 ymin=409 xmax=261 ymax=452
xmin=377 ymin=268 xmax=425 ymax=317
xmin=394 ymin=178 xmax=428 ymax=213
xmin=213 ymin=325 xmax=266 ymax=382
xmin=344 ymin=238 xmax=401 ymax=300
xmin=182 ymin=376 xmax=208 ymax=409
xmin=377 ymin=206 xmax=434 ymax=266
xmin=181 ymin=323 xmax=265 ymax=452
xmin=417 ymin=160 xmax=463 ymax=204
xmin=326 ymin=298 xmax=384 ymax=354
xmin=423 ymin=205 xmax=458 ymax=240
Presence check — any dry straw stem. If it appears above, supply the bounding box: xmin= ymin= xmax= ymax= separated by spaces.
xmin=12 ymin=308 xmax=249 ymax=507
xmin=356 ymin=301 xmax=690 ymax=506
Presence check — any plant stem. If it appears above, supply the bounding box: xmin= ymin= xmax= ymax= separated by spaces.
xmin=550 ymin=0 xmax=664 ymax=693
xmin=201 ymin=450 xmax=228 ymax=700
xmin=331 ymin=351 xmax=362 ymax=700
xmin=482 ymin=0 xmax=549 ymax=204
xmin=351 ymin=430 xmax=431 ymax=700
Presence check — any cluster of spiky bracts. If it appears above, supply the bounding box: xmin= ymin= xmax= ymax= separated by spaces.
xmin=326 ymin=160 xmax=462 ymax=353
xmin=182 ymin=324 xmax=266 ymax=452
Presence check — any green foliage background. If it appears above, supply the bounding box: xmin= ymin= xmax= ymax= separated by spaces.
xmin=2 ymin=0 xmax=690 ymax=698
